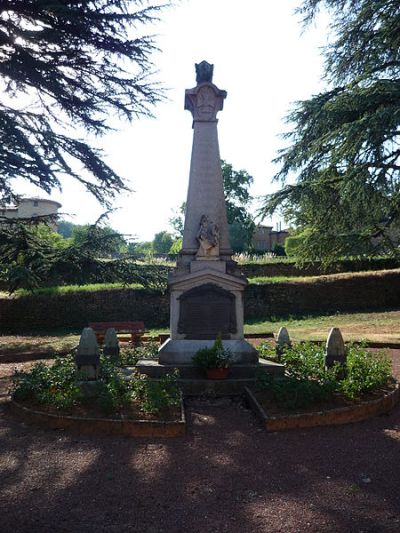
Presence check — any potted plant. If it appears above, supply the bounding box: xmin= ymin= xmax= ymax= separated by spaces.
xmin=192 ymin=336 xmax=232 ymax=380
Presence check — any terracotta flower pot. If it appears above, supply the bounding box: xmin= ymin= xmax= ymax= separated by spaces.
xmin=206 ymin=367 xmax=230 ymax=380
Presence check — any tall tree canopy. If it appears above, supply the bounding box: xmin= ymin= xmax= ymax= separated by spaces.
xmin=261 ymin=0 xmax=400 ymax=263
xmin=0 ymin=0 xmax=166 ymax=206
xmin=222 ymin=160 xmax=255 ymax=252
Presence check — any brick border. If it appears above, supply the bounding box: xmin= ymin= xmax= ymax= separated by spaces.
xmin=245 ymin=384 xmax=400 ymax=432
xmin=10 ymin=398 xmax=186 ymax=438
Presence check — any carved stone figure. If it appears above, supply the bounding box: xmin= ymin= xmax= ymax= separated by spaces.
xmin=196 ymin=85 xmax=217 ymax=121
xmin=195 ymin=60 xmax=214 ymax=84
xmin=196 ymin=214 xmax=219 ymax=257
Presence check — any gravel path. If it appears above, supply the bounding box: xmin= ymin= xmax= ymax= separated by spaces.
xmin=1 ymin=352 xmax=400 ymax=532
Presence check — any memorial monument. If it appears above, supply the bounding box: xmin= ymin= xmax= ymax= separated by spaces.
xmin=159 ymin=61 xmax=258 ymax=365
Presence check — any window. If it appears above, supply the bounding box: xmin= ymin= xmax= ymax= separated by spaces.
xmin=33 ymin=200 xmax=39 ymax=207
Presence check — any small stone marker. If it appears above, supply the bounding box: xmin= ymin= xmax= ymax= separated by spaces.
xmin=75 ymin=327 xmax=100 ymax=380
xmin=276 ymin=327 xmax=291 ymax=358
xmin=103 ymin=328 xmax=120 ymax=359
xmin=325 ymin=327 xmax=347 ymax=369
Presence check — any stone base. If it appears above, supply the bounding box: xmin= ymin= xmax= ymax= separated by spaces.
xmin=158 ymin=338 xmax=258 ymax=365
xmin=127 ymin=358 xmax=284 ymax=396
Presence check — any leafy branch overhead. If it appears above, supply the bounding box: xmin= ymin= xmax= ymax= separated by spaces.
xmin=0 ymin=216 xmax=169 ymax=293
xmin=260 ymin=0 xmax=400 ymax=263
xmin=0 ymin=0 xmax=168 ymax=205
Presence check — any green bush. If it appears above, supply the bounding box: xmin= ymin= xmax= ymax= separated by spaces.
xmin=192 ymin=336 xmax=232 ymax=372
xmin=12 ymin=356 xmax=81 ymax=409
xmin=12 ymin=352 xmax=181 ymax=415
xmin=256 ymin=342 xmax=393 ymax=409
xmin=339 ymin=344 xmax=392 ymax=401
xmin=131 ymin=370 xmax=181 ymax=414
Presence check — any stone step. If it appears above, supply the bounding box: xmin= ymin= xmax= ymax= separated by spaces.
xmin=132 ymin=357 xmax=284 ymax=380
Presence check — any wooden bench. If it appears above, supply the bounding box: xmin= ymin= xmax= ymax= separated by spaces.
xmin=88 ymin=321 xmax=145 ymax=345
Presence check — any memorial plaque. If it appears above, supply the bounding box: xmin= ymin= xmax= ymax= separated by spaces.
xmin=178 ymin=283 xmax=237 ymax=339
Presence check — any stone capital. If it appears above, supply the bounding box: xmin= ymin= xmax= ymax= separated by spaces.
xmin=185 ymin=82 xmax=227 ymax=123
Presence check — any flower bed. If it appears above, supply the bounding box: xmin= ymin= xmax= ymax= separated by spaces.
xmin=245 ymin=384 xmax=399 ymax=431
xmin=10 ymin=352 xmax=186 ymax=437
xmin=248 ymin=341 xmax=399 ymax=430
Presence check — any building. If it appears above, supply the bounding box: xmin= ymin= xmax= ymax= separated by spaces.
xmin=0 ymin=197 xmax=62 ymax=228
xmin=252 ymin=224 xmax=289 ymax=252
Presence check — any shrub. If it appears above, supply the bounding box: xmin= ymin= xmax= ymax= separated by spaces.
xmin=256 ymin=342 xmax=393 ymax=409
xmin=131 ymin=369 xmax=181 ymax=414
xmin=339 ymin=344 xmax=392 ymax=400
xmin=192 ymin=336 xmax=232 ymax=372
xmin=12 ymin=351 xmax=181 ymax=416
xmin=12 ymin=356 xmax=81 ymax=409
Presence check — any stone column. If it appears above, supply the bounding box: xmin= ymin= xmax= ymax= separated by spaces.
xmin=181 ymin=62 xmax=232 ymax=263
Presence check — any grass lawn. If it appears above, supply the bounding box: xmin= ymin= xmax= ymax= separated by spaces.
xmin=0 ymin=310 xmax=399 ymax=354
xmin=244 ymin=310 xmax=400 ymax=343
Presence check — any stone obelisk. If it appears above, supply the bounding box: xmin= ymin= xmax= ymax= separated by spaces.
xmin=158 ymin=61 xmax=257 ymax=365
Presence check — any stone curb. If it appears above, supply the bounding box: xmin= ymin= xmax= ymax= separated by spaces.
xmin=244 ymin=384 xmax=400 ymax=432
xmin=0 ymin=349 xmax=73 ymax=364
xmin=9 ymin=398 xmax=186 ymax=438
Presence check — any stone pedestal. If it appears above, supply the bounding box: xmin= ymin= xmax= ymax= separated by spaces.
xmin=158 ymin=61 xmax=257 ymax=365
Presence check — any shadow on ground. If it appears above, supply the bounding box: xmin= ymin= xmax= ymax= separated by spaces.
xmin=1 ymin=353 xmax=400 ymax=532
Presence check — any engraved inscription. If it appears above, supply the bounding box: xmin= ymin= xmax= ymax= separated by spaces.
xmin=178 ymin=283 xmax=236 ymax=339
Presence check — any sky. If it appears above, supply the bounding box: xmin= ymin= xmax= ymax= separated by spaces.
xmin=15 ymin=0 xmax=329 ymax=242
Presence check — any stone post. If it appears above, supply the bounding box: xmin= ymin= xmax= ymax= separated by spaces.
xmin=75 ymin=327 xmax=100 ymax=380
xmin=276 ymin=326 xmax=291 ymax=359
xmin=325 ymin=327 xmax=347 ymax=371
xmin=103 ymin=328 xmax=120 ymax=360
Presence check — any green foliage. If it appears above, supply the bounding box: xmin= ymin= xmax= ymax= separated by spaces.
xmin=256 ymin=341 xmax=393 ymax=409
xmin=12 ymin=356 xmax=81 ymax=409
xmin=152 ymin=231 xmax=174 ymax=254
xmin=338 ymin=344 xmax=393 ymax=400
xmin=0 ymin=0 xmax=166 ymax=206
xmin=71 ymin=225 xmax=127 ymax=257
xmin=271 ymin=243 xmax=286 ymax=257
xmin=169 ymin=238 xmax=183 ymax=254
xmin=192 ymin=336 xmax=232 ymax=371
xmin=0 ymin=218 xmax=169 ymax=293
xmin=222 ymin=160 xmax=255 ymax=252
xmin=261 ymin=0 xmax=400 ymax=264
xmin=169 ymin=203 xmax=186 ymax=238
xmin=12 ymin=352 xmax=181 ymax=416
xmin=131 ymin=370 xmax=181 ymax=414
xmin=97 ymin=356 xmax=134 ymax=412
xmin=57 ymin=220 xmax=76 ymax=239
xmin=284 ymin=232 xmax=308 ymax=258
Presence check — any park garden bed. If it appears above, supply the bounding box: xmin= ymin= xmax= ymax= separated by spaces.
xmin=10 ymin=351 xmax=186 ymax=437
xmin=247 ymin=341 xmax=399 ymax=431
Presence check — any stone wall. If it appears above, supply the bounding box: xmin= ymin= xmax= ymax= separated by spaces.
xmin=0 ymin=270 xmax=399 ymax=333
xmin=0 ymin=289 xmax=169 ymax=333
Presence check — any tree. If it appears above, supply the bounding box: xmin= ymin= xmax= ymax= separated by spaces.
xmin=71 ymin=224 xmax=127 ymax=257
xmin=221 ymin=160 xmax=255 ymax=252
xmin=57 ymin=220 xmax=76 ymax=239
xmin=152 ymin=231 xmax=174 ymax=254
xmin=260 ymin=0 xmax=400 ymax=263
xmin=169 ymin=202 xmax=186 ymax=238
xmin=0 ymin=1 xmax=166 ymax=207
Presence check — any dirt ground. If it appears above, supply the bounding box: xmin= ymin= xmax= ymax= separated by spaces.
xmin=1 ymin=352 xmax=400 ymax=532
